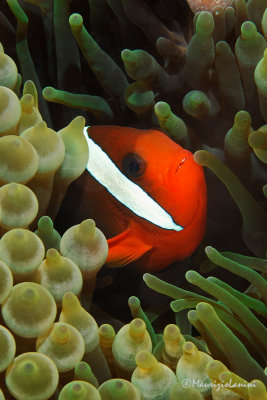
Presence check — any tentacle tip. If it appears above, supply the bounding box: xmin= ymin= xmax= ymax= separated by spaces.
xmin=206 ymin=276 xmax=215 ymax=282
xmin=193 ymin=150 xmax=209 ymax=166
xmin=154 ymin=101 xmax=170 ymax=118
xmin=69 ymin=13 xmax=83 ymax=28
xmin=121 ymin=49 xmax=133 ymax=63
xmin=187 ymin=309 xmax=197 ymax=321
xmin=205 ymin=245 xmax=214 ymax=254
xmin=128 ymin=296 xmax=139 ymax=306
xmin=142 ymin=273 xmax=150 ymax=283
xmin=42 ymin=86 xmax=54 ymax=100
xmin=185 ymin=270 xmax=197 ymax=283
xmin=196 ymin=302 xmax=210 ymax=313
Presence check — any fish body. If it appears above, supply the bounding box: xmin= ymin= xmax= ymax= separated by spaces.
xmin=79 ymin=125 xmax=207 ymax=272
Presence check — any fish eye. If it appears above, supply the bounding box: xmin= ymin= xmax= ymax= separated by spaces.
xmin=122 ymin=153 xmax=146 ymax=179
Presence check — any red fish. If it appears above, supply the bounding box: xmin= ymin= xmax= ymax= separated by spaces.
xmin=79 ymin=125 xmax=207 ymax=272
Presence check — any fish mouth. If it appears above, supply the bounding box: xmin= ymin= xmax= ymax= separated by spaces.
xmin=84 ymin=127 xmax=184 ymax=232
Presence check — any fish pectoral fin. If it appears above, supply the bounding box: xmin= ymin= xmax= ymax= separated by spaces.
xmin=106 ymin=229 xmax=152 ymax=268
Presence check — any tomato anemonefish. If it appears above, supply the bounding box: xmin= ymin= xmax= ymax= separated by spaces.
xmin=79 ymin=125 xmax=207 ymax=272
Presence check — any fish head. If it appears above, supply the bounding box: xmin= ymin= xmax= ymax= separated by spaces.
xmin=84 ymin=125 xmax=207 ymax=271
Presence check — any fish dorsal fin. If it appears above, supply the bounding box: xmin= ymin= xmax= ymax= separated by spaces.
xmin=106 ymin=229 xmax=152 ymax=268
